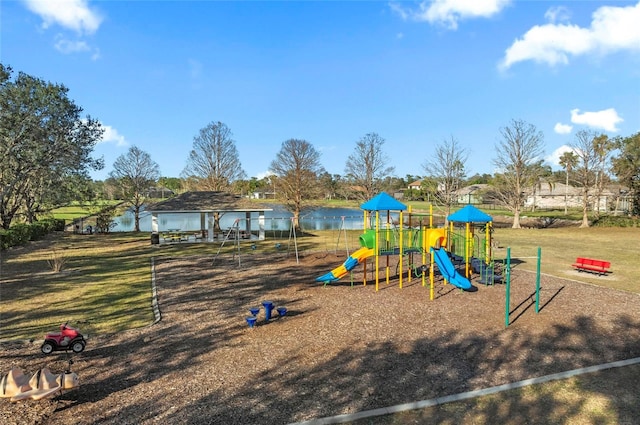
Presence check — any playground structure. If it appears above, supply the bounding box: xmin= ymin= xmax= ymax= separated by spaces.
xmin=316 ymin=193 xmax=507 ymax=299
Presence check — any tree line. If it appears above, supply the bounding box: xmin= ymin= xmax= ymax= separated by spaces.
xmin=2 ymin=64 xmax=638 ymax=231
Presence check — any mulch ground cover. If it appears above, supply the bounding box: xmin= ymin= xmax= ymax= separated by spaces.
xmin=2 ymin=250 xmax=640 ymax=424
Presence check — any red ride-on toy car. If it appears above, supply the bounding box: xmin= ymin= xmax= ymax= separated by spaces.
xmin=41 ymin=323 xmax=86 ymax=355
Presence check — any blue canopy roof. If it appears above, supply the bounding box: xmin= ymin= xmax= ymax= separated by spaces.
xmin=447 ymin=205 xmax=492 ymax=223
xmin=360 ymin=192 xmax=407 ymax=211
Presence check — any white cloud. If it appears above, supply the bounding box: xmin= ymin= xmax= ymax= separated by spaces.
xmin=570 ymin=108 xmax=623 ymax=132
xmin=544 ymin=6 xmax=571 ymax=24
xmin=545 ymin=145 xmax=576 ymax=168
xmin=389 ymin=2 xmax=409 ymax=21
xmin=554 ymin=122 xmax=573 ymax=135
xmin=255 ymin=171 xmax=273 ymax=180
xmin=22 ymin=0 xmax=103 ymax=34
xmin=90 ymin=48 xmax=101 ymax=61
xmin=99 ymin=125 xmax=128 ymax=146
xmin=54 ymin=36 xmax=89 ymax=54
xmin=390 ymin=0 xmax=510 ymax=30
xmin=500 ymin=2 xmax=640 ymax=70
xmin=54 ymin=35 xmax=100 ymax=58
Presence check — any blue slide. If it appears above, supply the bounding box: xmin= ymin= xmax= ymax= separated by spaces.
xmin=430 ymin=247 xmax=475 ymax=291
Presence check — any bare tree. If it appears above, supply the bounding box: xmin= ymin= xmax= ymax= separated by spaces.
xmin=492 ymin=119 xmax=545 ymax=228
xmin=181 ymin=121 xmax=246 ymax=191
xmin=110 ymin=146 xmax=160 ymax=232
xmin=344 ymin=133 xmax=395 ymax=200
xmin=423 ymin=136 xmax=468 ymax=220
xmin=559 ymin=150 xmax=579 ymax=214
xmin=572 ymin=130 xmax=600 ymax=227
xmin=269 ymin=139 xmax=324 ymax=229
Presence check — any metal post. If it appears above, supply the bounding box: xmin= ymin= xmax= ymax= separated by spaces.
xmin=535 ymin=246 xmax=541 ymax=313
xmin=505 ymin=247 xmax=511 ymax=327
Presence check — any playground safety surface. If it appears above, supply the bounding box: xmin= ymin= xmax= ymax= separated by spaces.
xmin=2 ymin=251 xmax=640 ymax=424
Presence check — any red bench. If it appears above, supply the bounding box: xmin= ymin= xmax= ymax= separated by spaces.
xmin=572 ymin=257 xmax=611 ymax=275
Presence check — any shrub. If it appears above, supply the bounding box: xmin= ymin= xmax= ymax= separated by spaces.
xmin=0 ymin=218 xmax=67 ymax=250
xmin=47 ymin=249 xmax=67 ymax=272
xmin=592 ymin=215 xmax=640 ymax=227
xmin=7 ymin=223 xmax=31 ymax=245
xmin=95 ymin=206 xmax=118 ymax=234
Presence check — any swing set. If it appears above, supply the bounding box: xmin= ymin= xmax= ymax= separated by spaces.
xmin=212 ymin=217 xmax=301 ymax=267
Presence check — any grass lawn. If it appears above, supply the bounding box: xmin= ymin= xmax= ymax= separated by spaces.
xmin=492 ymin=227 xmax=639 ymax=294
xmin=48 ymin=200 xmax=123 ymax=223
xmin=347 ymin=364 xmax=640 ymax=424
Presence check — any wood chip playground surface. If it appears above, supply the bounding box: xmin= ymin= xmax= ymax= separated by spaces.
xmin=2 ymin=250 xmax=640 ymax=424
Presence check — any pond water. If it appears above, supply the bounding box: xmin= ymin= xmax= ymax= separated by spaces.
xmin=112 ymin=205 xmax=374 ymax=232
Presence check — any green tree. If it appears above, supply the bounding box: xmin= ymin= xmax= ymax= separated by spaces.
xmin=611 ymin=132 xmax=640 ymax=216
xmin=269 ymin=139 xmax=324 ymax=229
xmin=420 ymin=177 xmax=440 ymax=203
xmin=466 ymin=173 xmax=492 ymax=185
xmin=344 ymin=133 xmax=395 ymax=200
xmin=558 ymin=150 xmax=579 ymax=214
xmin=319 ymin=172 xmax=342 ymax=200
xmin=492 ymin=119 xmax=545 ymax=228
xmin=158 ymin=177 xmax=182 ymax=193
xmin=0 ymin=64 xmax=103 ymax=229
xmin=181 ymin=121 xmax=246 ymax=192
xmin=423 ymin=136 xmax=468 ymax=221
xmin=109 ymin=146 xmax=160 ymax=232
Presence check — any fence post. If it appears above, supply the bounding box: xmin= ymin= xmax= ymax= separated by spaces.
xmin=505 ymin=247 xmax=511 ymax=328
xmin=535 ymin=246 xmax=541 ymax=313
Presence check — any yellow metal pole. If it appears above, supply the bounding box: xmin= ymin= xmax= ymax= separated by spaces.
xmin=430 ymin=239 xmax=435 ymax=300
xmin=362 ymin=210 xmax=367 ymax=286
xmin=421 ymin=225 xmax=427 ymax=287
xmin=375 ymin=210 xmax=380 ymax=291
xmin=386 ymin=211 xmax=390 ymax=285
xmin=363 ymin=257 xmax=367 ymax=286
xmin=399 ymin=210 xmax=403 ymax=288
xmin=363 ymin=210 xmax=367 ymax=232
xmin=465 ymin=222 xmax=471 ymax=278
xmin=485 ymin=221 xmax=491 ymax=264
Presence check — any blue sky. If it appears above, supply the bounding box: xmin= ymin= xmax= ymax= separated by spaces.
xmin=3 ymin=0 xmax=639 ymax=181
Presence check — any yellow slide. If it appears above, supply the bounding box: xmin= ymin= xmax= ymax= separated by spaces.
xmin=316 ymin=247 xmax=375 ymax=283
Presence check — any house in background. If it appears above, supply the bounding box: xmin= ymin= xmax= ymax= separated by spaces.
xmin=524 ymin=182 xmax=625 ymax=212
xmin=406 ymin=179 xmax=630 ymax=213
xmin=454 ymin=184 xmax=489 ymax=204
xmin=524 ymin=182 xmax=581 ymax=210
xmin=407 ymin=180 xmax=423 ymax=191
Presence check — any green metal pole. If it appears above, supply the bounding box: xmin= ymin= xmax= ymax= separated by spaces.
xmin=505 ymin=247 xmax=511 ymax=328
xmin=535 ymin=246 xmax=541 ymax=313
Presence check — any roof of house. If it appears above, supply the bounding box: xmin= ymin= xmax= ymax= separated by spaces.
xmin=455 ymin=184 xmax=489 ymax=196
xmin=148 ymin=191 xmax=272 ymax=213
